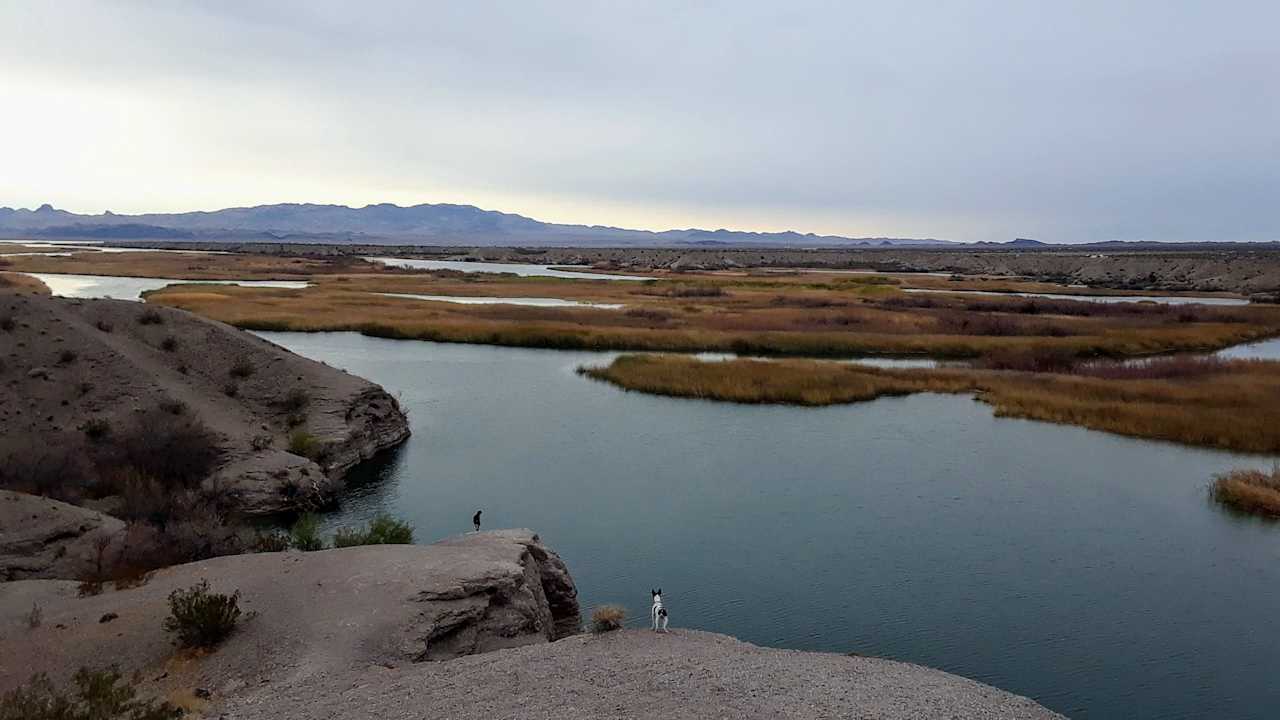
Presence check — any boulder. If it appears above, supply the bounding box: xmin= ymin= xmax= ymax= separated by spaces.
xmin=0 ymin=490 xmax=125 ymax=581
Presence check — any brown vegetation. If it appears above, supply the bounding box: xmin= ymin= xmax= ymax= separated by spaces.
xmin=1210 ymin=467 xmax=1280 ymax=517
xmin=142 ymin=268 xmax=1280 ymax=361
xmin=580 ymin=354 xmax=1280 ymax=453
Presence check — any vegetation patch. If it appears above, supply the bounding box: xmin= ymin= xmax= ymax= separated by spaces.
xmin=163 ymin=579 xmax=244 ymax=648
xmin=590 ymin=605 xmax=627 ymax=633
xmin=0 ymin=667 xmax=182 ymax=720
xmin=289 ymin=512 xmax=325 ymax=551
xmin=581 ymin=354 xmax=1280 ymax=454
xmin=332 ymin=513 xmax=414 ymax=547
xmin=1210 ymin=467 xmax=1280 ymax=517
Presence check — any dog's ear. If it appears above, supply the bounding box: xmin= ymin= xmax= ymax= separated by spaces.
xmin=657 ymin=588 xmax=662 ymax=596
xmin=650 ymin=588 xmax=655 ymax=596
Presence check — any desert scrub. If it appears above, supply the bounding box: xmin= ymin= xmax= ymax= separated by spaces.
xmin=137 ymin=308 xmax=164 ymax=325
xmin=163 ymin=580 xmax=243 ymax=648
xmin=159 ymin=335 xmax=178 ymax=352
xmin=0 ymin=315 xmax=14 ymax=332
xmin=228 ymin=356 xmax=255 ymax=379
xmin=0 ymin=667 xmax=181 ymax=720
xmin=252 ymin=530 xmax=291 ymax=552
xmin=58 ymin=349 xmax=78 ymax=364
xmin=1210 ymin=467 xmax=1280 ymax=517
xmin=278 ymin=387 xmax=311 ymax=412
xmin=287 ymin=430 xmax=321 ymax=459
xmin=332 ymin=513 xmax=414 ymax=547
xmin=591 ymin=605 xmax=627 ymax=633
xmin=79 ymin=417 xmax=112 ymax=441
xmin=289 ymin=512 xmax=325 ymax=551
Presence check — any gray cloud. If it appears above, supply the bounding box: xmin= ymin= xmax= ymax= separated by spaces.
xmin=1 ymin=1 xmax=1277 ymax=242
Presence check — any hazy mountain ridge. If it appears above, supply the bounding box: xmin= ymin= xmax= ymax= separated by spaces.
xmin=0 ymin=202 xmax=953 ymax=247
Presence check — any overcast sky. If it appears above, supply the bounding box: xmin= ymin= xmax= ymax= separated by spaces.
xmin=1 ymin=1 xmax=1276 ymax=242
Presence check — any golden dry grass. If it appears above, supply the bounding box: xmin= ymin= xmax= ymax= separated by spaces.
xmin=0 ymin=271 xmax=51 ymax=294
xmin=143 ymin=273 xmax=1280 ymax=360
xmin=580 ymin=355 xmax=1280 ymax=453
xmin=590 ymin=604 xmax=627 ymax=633
xmin=1210 ymin=467 xmax=1280 ymax=517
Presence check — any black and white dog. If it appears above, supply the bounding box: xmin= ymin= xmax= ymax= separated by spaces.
xmin=650 ymin=588 xmax=669 ymax=632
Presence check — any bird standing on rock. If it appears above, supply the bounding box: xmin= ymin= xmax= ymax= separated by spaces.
xmin=473 ymin=509 xmax=483 ymax=532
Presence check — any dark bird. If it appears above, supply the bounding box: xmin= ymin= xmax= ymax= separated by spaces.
xmin=472 ymin=509 xmax=482 ymax=532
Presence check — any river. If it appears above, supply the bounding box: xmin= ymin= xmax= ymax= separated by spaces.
xmin=257 ymin=330 xmax=1280 ymax=720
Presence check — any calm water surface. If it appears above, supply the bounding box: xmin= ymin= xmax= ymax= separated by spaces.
xmin=363 ymin=256 xmax=646 ymax=280
xmin=23 ymin=272 xmax=309 ymax=301
xmin=377 ymin=292 xmax=624 ymax=309
xmin=259 ymin=331 xmax=1280 ymax=720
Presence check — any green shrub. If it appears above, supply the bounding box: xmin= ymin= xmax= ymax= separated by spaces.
xmin=0 ymin=667 xmax=181 ymax=720
xmin=332 ymin=513 xmax=414 ymax=547
xmin=591 ymin=605 xmax=626 ymax=633
xmin=162 ymin=580 xmax=243 ymax=648
xmin=289 ymin=513 xmax=325 ymax=551
xmin=252 ymin=530 xmax=291 ymax=552
xmin=287 ymin=430 xmax=321 ymax=459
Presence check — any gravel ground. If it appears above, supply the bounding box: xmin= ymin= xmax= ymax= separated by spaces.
xmin=222 ymin=629 xmax=1064 ymax=720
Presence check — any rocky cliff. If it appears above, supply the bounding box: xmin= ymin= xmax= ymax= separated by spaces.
xmin=0 ymin=284 xmax=410 ymax=516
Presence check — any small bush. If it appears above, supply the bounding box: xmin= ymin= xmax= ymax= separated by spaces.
xmin=591 ymin=605 xmax=627 ymax=633
xmin=0 ymin=667 xmax=182 ymax=720
xmin=26 ymin=603 xmax=42 ymax=629
xmin=163 ymin=580 xmax=243 ymax=648
xmin=222 ymin=382 xmax=238 ymax=398
xmin=80 ymin=418 xmax=112 ymax=441
xmin=95 ymin=319 xmax=113 ymax=333
xmin=252 ymin=531 xmax=291 ymax=552
xmin=0 ymin=315 xmax=14 ymax=332
xmin=1210 ymin=466 xmax=1280 ymax=517
xmin=100 ymin=409 xmax=220 ymax=489
xmin=332 ymin=513 xmax=414 ymax=547
xmin=158 ymin=400 xmax=187 ymax=416
xmin=228 ymin=357 xmax=255 ymax=379
xmin=159 ymin=336 xmax=178 ymax=352
xmin=138 ymin=309 xmax=164 ymax=325
xmin=58 ymin=349 xmax=78 ymax=365
xmin=250 ymin=433 xmax=273 ymax=451
xmin=289 ymin=513 xmax=325 ymax=551
xmin=287 ymin=430 xmax=321 ymax=459
xmin=278 ymin=387 xmax=310 ymax=412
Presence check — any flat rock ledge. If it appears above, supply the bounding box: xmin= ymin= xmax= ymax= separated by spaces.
xmin=0 ymin=530 xmax=578 ymax=695
xmin=0 ymin=491 xmax=125 ymax=581
xmin=0 ymin=529 xmax=1061 ymax=719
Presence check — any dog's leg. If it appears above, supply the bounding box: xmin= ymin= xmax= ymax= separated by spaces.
xmin=651 ymin=606 xmax=658 ymax=631
xmin=660 ymin=613 xmax=668 ymax=633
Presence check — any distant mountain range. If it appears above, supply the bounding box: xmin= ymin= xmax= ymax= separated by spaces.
xmin=0 ymin=202 xmax=956 ymax=248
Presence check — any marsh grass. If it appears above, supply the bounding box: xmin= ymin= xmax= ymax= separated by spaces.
xmin=581 ymin=355 xmax=1280 ymax=453
xmin=1210 ymin=467 xmax=1280 ymax=517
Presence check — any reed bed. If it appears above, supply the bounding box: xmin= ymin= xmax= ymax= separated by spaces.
xmin=1210 ymin=467 xmax=1280 ymax=517
xmin=145 ymin=278 xmax=1280 ymax=361
xmin=580 ymin=355 xmax=1280 ymax=453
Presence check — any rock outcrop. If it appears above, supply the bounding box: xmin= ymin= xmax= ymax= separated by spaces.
xmin=0 ymin=530 xmax=1065 ymax=719
xmin=0 ymin=530 xmax=579 ymax=695
xmin=0 ymin=491 xmax=125 ymax=581
xmin=0 ymin=289 xmax=410 ymax=516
